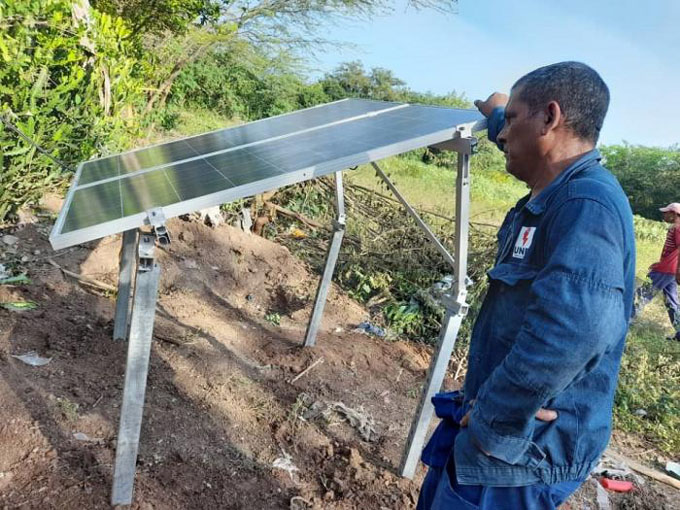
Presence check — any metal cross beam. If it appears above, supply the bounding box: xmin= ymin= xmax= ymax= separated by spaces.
xmin=371 ymin=161 xmax=457 ymax=271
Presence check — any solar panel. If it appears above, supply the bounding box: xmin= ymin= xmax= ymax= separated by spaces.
xmin=50 ymin=99 xmax=484 ymax=249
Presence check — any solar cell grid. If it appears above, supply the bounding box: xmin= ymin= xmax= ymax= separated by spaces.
xmin=52 ymin=99 xmax=484 ymax=249
xmin=77 ymin=99 xmax=399 ymax=186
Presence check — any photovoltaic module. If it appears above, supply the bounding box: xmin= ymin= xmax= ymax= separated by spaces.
xmin=50 ymin=99 xmax=484 ymax=250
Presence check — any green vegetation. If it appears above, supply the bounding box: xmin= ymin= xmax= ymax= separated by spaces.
xmin=616 ymin=324 xmax=680 ymax=453
xmin=1 ymin=0 xmax=677 ymax=458
xmin=602 ymin=144 xmax=680 ymax=220
xmin=0 ymin=0 xmax=455 ymax=221
xmin=265 ymin=312 xmax=282 ymax=326
xmin=0 ymin=0 xmax=144 ymax=220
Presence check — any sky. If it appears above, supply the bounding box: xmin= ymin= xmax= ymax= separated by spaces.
xmin=314 ymin=0 xmax=680 ymax=147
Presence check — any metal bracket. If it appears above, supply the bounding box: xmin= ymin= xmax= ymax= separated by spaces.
xmin=332 ymin=215 xmax=346 ymax=230
xmin=146 ymin=208 xmax=171 ymax=246
xmin=428 ymin=130 xmax=478 ymax=155
xmin=441 ymin=293 xmax=469 ymax=316
xmin=137 ymin=234 xmax=156 ymax=272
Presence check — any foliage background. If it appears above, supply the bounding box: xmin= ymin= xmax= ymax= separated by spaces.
xmin=1 ymin=0 xmax=677 ymax=454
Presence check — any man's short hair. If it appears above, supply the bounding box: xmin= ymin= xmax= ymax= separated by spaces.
xmin=512 ymin=61 xmax=610 ymax=144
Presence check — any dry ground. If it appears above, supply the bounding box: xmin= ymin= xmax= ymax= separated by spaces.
xmin=0 ymin=205 xmax=677 ymax=509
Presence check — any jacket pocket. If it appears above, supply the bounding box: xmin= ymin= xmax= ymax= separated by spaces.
xmin=487 ymin=264 xmax=540 ymax=345
xmin=454 ymin=428 xmax=547 ymax=481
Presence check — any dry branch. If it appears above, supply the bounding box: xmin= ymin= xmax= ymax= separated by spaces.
xmin=605 ymin=450 xmax=680 ymax=490
xmin=289 ymin=357 xmax=324 ymax=383
xmin=47 ymin=259 xmax=117 ymax=293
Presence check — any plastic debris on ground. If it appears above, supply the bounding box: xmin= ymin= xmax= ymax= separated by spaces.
xmin=595 ymin=479 xmax=611 ymax=510
xmin=354 ymin=321 xmax=386 ymax=338
xmin=11 ymin=351 xmax=52 ymax=367
xmin=199 ymin=206 xmax=224 ymax=227
xmin=1 ymin=301 xmax=38 ymax=311
xmin=239 ymin=208 xmax=253 ymax=233
xmin=600 ymin=478 xmax=633 ymax=492
xmin=595 ymin=455 xmax=643 ymax=485
xmin=324 ymin=402 xmax=378 ymax=442
xmin=73 ymin=432 xmax=103 ymax=443
xmin=0 ymin=264 xmax=10 ymax=280
xmin=0 ymin=273 xmax=31 ymax=285
xmin=428 ymin=274 xmax=474 ymax=303
xmin=272 ymin=450 xmax=300 ymax=481
xmin=1 ymin=234 xmax=19 ymax=247
xmin=181 ymin=258 xmax=198 ymax=270
xmin=666 ymin=461 xmax=680 ymax=480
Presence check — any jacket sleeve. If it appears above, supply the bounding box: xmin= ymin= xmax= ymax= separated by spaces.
xmin=467 ymin=197 xmax=627 ymax=464
xmin=487 ymin=106 xmax=506 ymax=150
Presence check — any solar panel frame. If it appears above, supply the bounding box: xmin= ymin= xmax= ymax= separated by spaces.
xmin=50 ymin=100 xmax=485 ymax=250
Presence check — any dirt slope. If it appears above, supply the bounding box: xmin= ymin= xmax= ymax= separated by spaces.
xmin=0 ymin=216 xmax=437 ymax=509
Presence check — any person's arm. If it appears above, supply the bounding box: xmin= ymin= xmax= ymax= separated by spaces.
xmin=464 ymin=197 xmax=627 ymax=464
xmin=474 ymin=93 xmax=508 ymax=150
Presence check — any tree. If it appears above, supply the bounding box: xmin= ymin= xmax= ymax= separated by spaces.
xmin=602 ymin=144 xmax=680 ymax=220
xmin=140 ymin=0 xmax=457 ymax=112
xmin=92 ymin=0 xmax=215 ymax=34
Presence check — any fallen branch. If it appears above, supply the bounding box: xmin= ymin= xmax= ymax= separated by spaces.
xmin=153 ymin=332 xmax=185 ymax=346
xmin=265 ymin=202 xmax=328 ymax=230
xmin=47 ymin=259 xmax=117 ymax=293
xmin=605 ymin=449 xmax=680 ymax=490
xmin=289 ymin=357 xmax=324 ymax=384
xmin=265 ymin=202 xmax=361 ymax=246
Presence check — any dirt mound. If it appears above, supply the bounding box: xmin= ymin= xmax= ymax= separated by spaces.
xmin=0 ymin=218 xmax=433 ymax=509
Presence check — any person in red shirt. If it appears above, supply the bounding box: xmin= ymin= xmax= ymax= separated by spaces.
xmin=632 ymin=202 xmax=680 ymax=340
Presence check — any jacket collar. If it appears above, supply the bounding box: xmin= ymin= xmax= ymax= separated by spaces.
xmin=523 ymin=149 xmax=602 ymax=215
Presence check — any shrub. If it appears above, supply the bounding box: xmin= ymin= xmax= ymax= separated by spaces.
xmin=0 ymin=0 xmax=144 ymax=220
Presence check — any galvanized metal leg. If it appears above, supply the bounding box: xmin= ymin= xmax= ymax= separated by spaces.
xmin=400 ymin=144 xmax=473 ymax=479
xmin=113 ymin=229 xmax=138 ymax=341
xmin=303 ymin=171 xmax=346 ymax=347
xmin=111 ymin=234 xmax=161 ymax=506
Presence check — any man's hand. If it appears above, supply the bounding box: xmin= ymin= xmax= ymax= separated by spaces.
xmin=676 ymin=272 xmax=680 ymax=285
xmin=459 ymin=406 xmax=558 ymax=428
xmin=474 ymin=92 xmax=509 ymax=118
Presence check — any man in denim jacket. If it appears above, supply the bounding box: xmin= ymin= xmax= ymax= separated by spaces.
xmin=417 ymin=62 xmax=635 ymax=509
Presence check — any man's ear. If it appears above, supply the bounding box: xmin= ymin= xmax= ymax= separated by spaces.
xmin=542 ymin=101 xmax=562 ymax=135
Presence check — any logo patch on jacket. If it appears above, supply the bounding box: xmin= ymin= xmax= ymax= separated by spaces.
xmin=513 ymin=226 xmax=536 ymax=259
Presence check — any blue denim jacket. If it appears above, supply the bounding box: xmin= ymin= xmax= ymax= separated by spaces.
xmin=439 ymin=107 xmax=635 ymax=486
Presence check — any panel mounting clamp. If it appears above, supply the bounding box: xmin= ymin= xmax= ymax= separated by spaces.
xmin=146 ymin=208 xmax=171 ymax=246
xmin=441 ymin=290 xmax=470 ymax=317
xmin=428 ymin=130 xmax=478 ymax=155
xmin=137 ymin=233 xmax=157 ymax=272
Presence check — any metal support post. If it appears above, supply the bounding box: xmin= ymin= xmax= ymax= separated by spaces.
xmin=113 ymin=229 xmax=138 ymax=341
xmin=303 ymin=171 xmax=346 ymax=347
xmin=400 ymin=138 xmax=474 ymax=479
xmin=111 ymin=233 xmax=162 ymax=506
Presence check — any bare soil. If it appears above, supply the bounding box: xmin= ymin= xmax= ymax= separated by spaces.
xmin=0 ymin=206 xmax=677 ymax=509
